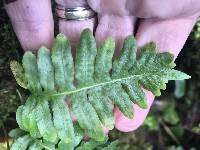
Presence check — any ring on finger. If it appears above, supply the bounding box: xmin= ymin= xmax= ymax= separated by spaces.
xmin=55 ymin=4 xmax=96 ymax=21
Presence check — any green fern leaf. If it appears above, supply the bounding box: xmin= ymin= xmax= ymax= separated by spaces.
xmin=73 ymin=124 xmax=84 ymax=147
xmin=10 ymin=135 xmax=32 ymax=150
xmin=37 ymin=47 xmax=55 ymax=92
xmin=10 ymin=61 xmax=27 ymax=89
xmin=28 ymin=143 xmax=43 ymax=150
xmin=51 ymin=96 xmax=75 ymax=148
xmin=34 ymin=98 xmax=58 ymax=143
xmin=21 ymin=96 xmax=41 ymax=137
xmin=22 ymin=52 xmax=42 ymax=92
xmin=10 ymin=28 xmax=190 ymax=149
xmin=51 ymin=34 xmax=74 ymax=91
xmin=40 ymin=140 xmax=56 ymax=150
xmin=9 ymin=128 xmax=26 ymax=139
xmin=57 ymin=140 xmax=73 ymax=150
xmin=16 ymin=105 xmax=25 ymax=131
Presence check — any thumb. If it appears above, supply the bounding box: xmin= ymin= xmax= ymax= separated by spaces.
xmin=5 ymin=0 xmax=54 ymax=51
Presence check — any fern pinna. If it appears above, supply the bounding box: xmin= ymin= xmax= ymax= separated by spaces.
xmin=10 ymin=29 xmax=190 ymax=150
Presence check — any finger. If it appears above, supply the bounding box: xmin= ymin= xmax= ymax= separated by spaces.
xmin=94 ymin=15 xmax=136 ymax=54
xmin=126 ymin=0 xmax=200 ymax=19
xmin=56 ymin=0 xmax=96 ymax=49
xmin=114 ymin=16 xmax=197 ymax=132
xmin=114 ymin=90 xmax=154 ymax=132
xmin=5 ymin=0 xmax=54 ymax=51
xmin=136 ymin=16 xmax=198 ymax=58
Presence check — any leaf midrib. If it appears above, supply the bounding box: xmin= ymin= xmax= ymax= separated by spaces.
xmin=44 ymin=73 xmax=153 ymax=97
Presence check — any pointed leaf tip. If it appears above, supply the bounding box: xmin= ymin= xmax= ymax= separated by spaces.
xmin=163 ymin=52 xmax=174 ymax=62
xmin=82 ymin=28 xmax=93 ymax=34
xmin=166 ymin=70 xmax=191 ymax=80
xmin=145 ymin=42 xmax=156 ymax=52
xmin=38 ymin=46 xmax=50 ymax=53
xmin=56 ymin=33 xmax=68 ymax=41
xmin=177 ymin=73 xmax=191 ymax=80
xmin=137 ymin=99 xmax=148 ymax=109
xmin=104 ymin=37 xmax=115 ymax=48
xmin=124 ymin=35 xmax=136 ymax=43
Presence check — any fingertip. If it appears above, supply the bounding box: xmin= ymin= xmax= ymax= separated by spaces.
xmin=114 ymin=90 xmax=154 ymax=132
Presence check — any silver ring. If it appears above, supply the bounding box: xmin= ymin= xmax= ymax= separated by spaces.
xmin=55 ymin=4 xmax=96 ymax=21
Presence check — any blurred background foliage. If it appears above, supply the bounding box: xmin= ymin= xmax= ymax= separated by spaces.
xmin=0 ymin=1 xmax=200 ymax=149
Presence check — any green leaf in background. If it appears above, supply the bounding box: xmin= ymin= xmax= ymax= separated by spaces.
xmin=192 ymin=123 xmax=200 ymax=134
xmin=174 ymin=80 xmax=186 ymax=99
xmin=0 ymin=140 xmax=13 ymax=150
xmin=143 ymin=114 xmax=159 ymax=131
xmin=10 ymin=28 xmax=190 ymax=149
xmin=163 ymin=101 xmax=180 ymax=125
xmin=10 ymin=135 xmax=32 ymax=150
xmin=166 ymin=146 xmax=184 ymax=150
xmin=170 ymin=125 xmax=184 ymax=139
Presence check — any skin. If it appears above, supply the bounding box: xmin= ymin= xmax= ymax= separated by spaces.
xmin=5 ymin=0 xmax=200 ymax=132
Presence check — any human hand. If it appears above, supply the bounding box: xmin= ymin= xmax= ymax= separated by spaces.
xmin=5 ymin=0 xmax=199 ymax=132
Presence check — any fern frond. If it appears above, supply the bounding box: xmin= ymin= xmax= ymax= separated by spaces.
xmin=10 ymin=29 xmax=190 ymax=149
